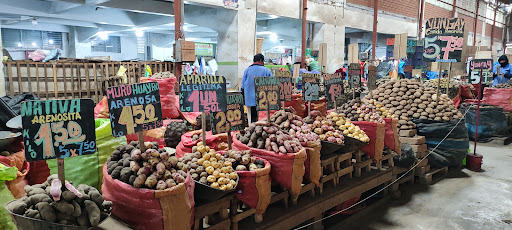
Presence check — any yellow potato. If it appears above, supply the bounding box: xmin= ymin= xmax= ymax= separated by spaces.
xmin=210 ymin=182 xmax=219 ymax=188
xmin=207 ymin=175 xmax=216 ymax=183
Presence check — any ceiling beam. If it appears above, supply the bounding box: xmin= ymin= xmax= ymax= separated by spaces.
xmin=98 ymin=0 xmax=174 ymax=16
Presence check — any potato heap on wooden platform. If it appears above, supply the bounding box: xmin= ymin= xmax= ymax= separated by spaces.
xmin=366 ymin=79 xmax=463 ymax=131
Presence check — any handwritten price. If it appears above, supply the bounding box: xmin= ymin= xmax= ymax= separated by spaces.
xmin=214 ymin=110 xmax=243 ymax=133
xmin=118 ymin=104 xmax=158 ymax=135
xmin=280 ymin=81 xmax=293 ymax=101
xmin=188 ymin=91 xmax=221 ymax=112
xmin=328 ymin=84 xmax=343 ymax=102
xmin=28 ymin=121 xmax=86 ymax=159
xmin=258 ymin=91 xmax=278 ymax=110
xmin=304 ymin=82 xmax=319 ymax=101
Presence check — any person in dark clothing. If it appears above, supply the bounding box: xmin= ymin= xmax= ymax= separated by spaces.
xmin=492 ymin=55 xmax=512 ymax=86
xmin=241 ymin=54 xmax=273 ymax=123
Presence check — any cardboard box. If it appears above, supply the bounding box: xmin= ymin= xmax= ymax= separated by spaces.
xmin=174 ymin=40 xmax=196 ymax=62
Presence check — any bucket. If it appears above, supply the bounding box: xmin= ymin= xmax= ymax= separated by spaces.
xmin=466 ymin=153 xmax=483 ymax=171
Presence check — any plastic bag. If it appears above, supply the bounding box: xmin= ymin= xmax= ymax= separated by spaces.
xmin=140 ymin=77 xmax=179 ymax=119
xmin=393 ymin=143 xmax=416 ymax=168
xmin=1 ymin=93 xmax=39 ymax=115
xmin=461 ymin=104 xmax=509 ymax=142
xmin=383 ymin=118 xmax=401 ymax=154
xmin=482 ymin=88 xmax=512 ymax=112
xmin=47 ymin=119 xmax=126 ymax=189
xmin=175 ymin=130 xmax=229 ymax=158
xmin=94 ymin=96 xmax=110 ymax=118
xmin=352 ymin=121 xmax=385 ymax=162
xmin=0 ymin=150 xmax=29 ymax=198
xmin=102 ymin=164 xmax=194 ymax=230
xmin=304 ymin=140 xmax=321 ymax=187
xmin=413 ymin=119 xmax=469 ymax=168
xmin=233 ymin=134 xmax=307 ymax=200
xmin=28 ymin=49 xmax=47 ymax=61
xmin=235 ymin=157 xmax=271 ymax=214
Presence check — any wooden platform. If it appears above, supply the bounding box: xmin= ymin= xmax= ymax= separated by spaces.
xmin=416 ymin=166 xmax=448 ymax=185
xmin=194 ymin=195 xmax=233 ymax=230
xmin=237 ymin=169 xmax=393 ymax=230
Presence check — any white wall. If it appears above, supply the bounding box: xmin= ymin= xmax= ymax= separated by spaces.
xmin=152 ymin=45 xmax=173 ymax=61
xmin=75 ymin=36 xmax=139 ymax=61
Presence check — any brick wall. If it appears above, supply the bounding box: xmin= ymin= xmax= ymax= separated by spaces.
xmin=347 ymin=0 xmax=419 ymax=18
xmin=424 ymin=3 xmax=452 ymax=19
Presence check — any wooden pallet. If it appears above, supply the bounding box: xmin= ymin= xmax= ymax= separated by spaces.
xmin=336 ymin=152 xmax=354 ymax=184
xmin=414 ymin=165 xmax=431 ymax=176
xmin=194 ymin=195 xmax=233 ymax=230
xmin=390 ymin=166 xmax=415 ymax=199
xmin=353 ymin=150 xmax=372 ymax=178
xmin=319 ymin=154 xmax=339 ymax=194
xmin=269 ymin=190 xmax=289 ymax=208
xmin=373 ymin=153 xmax=395 ymax=170
xmin=416 ymin=166 xmax=448 ymax=185
xmin=230 ymin=197 xmax=263 ymax=230
xmin=291 ymin=183 xmax=316 ymax=206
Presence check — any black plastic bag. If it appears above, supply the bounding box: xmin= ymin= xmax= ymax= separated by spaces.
xmin=413 ymin=119 xmax=469 ymax=168
xmin=459 ymin=103 xmax=509 ymax=142
xmin=393 ymin=143 xmax=416 ymax=168
xmin=0 ymin=93 xmax=39 ymax=131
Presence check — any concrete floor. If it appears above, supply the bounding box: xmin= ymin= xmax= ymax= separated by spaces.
xmin=329 ymin=142 xmax=512 ymax=230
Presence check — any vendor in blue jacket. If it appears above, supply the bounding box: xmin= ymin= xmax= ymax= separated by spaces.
xmin=241 ymin=54 xmax=273 ymax=123
xmin=492 ymin=55 xmax=512 ymax=86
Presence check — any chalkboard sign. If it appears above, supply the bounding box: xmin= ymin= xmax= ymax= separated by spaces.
xmin=367 ymin=65 xmax=377 ymax=90
xmin=211 ymin=93 xmax=245 ymax=134
xmin=324 ymin=73 xmax=344 ymax=107
xmin=254 ymin=77 xmax=280 ymax=111
xmin=469 ymin=59 xmax=493 ymax=84
xmin=348 ymin=63 xmax=361 ymax=89
xmin=106 ymin=82 xmax=163 ymax=137
xmin=179 ymin=75 xmax=228 ymax=113
xmin=21 ymin=99 xmax=96 ymax=162
xmin=423 ymin=18 xmax=465 ymax=63
xmin=302 ymin=77 xmax=320 ymax=101
xmin=276 ymin=71 xmax=293 ymax=102
xmin=302 ymin=73 xmax=320 ymax=79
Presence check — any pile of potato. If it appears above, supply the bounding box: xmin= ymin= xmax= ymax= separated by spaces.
xmin=337 ymin=98 xmax=386 ymax=123
xmin=222 ymin=149 xmax=265 ymax=171
xmin=6 ymin=175 xmax=111 ymax=227
xmin=367 ymin=79 xmax=463 ymax=130
xmin=424 ymin=78 xmax=460 ymax=89
xmin=270 ymin=109 xmax=320 ymax=144
xmin=376 ymin=76 xmax=392 ymax=87
xmin=151 ymin=71 xmax=175 ymax=79
xmin=365 ymin=99 xmax=397 ymax=119
xmin=303 ymin=111 xmax=368 ymax=143
xmin=494 ymin=83 xmax=512 ymax=88
xmin=164 ymin=121 xmax=189 ymax=148
xmin=237 ymin=121 xmax=304 ymax=154
xmin=179 ymin=142 xmax=238 ymax=190
xmin=106 ymin=141 xmax=187 ymax=190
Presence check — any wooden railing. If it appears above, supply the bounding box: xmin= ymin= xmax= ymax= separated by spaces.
xmin=4 ymin=61 xmax=174 ymax=103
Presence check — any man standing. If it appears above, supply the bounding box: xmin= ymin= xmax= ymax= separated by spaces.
xmin=241 ymin=54 xmax=273 ymax=123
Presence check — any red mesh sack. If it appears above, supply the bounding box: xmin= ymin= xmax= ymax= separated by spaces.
xmin=175 ymin=130 xmax=229 ymax=158
xmin=286 ymin=94 xmax=306 ymax=117
xmin=383 ymin=118 xmax=401 ymax=154
xmin=179 ymin=111 xmax=202 ymax=126
xmin=304 ymin=140 xmax=321 ymax=186
xmin=141 ymin=77 xmax=180 ymax=119
xmin=482 ymin=88 xmax=512 ymax=112
xmin=94 ymin=97 xmax=109 ymax=118
xmin=126 ymin=119 xmax=173 ymax=146
xmin=0 ymin=151 xmax=30 ymax=198
xmin=234 ymin=157 xmax=272 ymax=214
xmin=258 ymin=110 xmax=278 ymax=121
xmin=352 ymin=121 xmax=385 ymax=162
xmin=26 ymin=161 xmax=50 ymax=185
xmin=460 ymin=85 xmax=474 ymax=99
xmin=102 ymin=164 xmax=195 ymax=230
xmin=232 ymin=134 xmax=307 ymax=200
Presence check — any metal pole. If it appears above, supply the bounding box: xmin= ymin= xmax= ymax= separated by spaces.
xmin=452 ymin=0 xmax=457 ymax=17
xmin=474 ymin=68 xmax=483 ymax=153
xmin=418 ymin=0 xmax=425 ymax=38
xmin=301 ymin=0 xmax=307 ymax=68
xmin=372 ymin=0 xmax=378 ymax=60
xmin=446 ymin=62 xmax=452 ymax=94
xmin=474 ymin=0 xmax=480 ymax=46
xmin=174 ymin=0 xmax=182 ymax=77
xmin=491 ymin=1 xmax=498 ymax=46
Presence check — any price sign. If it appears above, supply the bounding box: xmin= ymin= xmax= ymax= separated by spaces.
xmin=469 ymin=59 xmax=493 ymax=84
xmin=21 ymin=99 xmax=96 ymax=162
xmin=276 ymin=70 xmax=293 ymax=101
xmin=302 ymin=77 xmax=320 ymax=101
xmin=324 ymin=73 xmax=344 ymax=108
xmin=211 ymin=93 xmax=245 ymax=134
xmin=302 ymin=73 xmax=320 ymax=79
xmin=179 ymin=75 xmax=228 ymax=113
xmin=348 ymin=63 xmax=361 ymax=89
xmin=423 ymin=18 xmax=465 ymax=63
xmin=254 ymin=77 xmax=280 ymax=111
xmin=106 ymin=82 xmax=163 ymax=137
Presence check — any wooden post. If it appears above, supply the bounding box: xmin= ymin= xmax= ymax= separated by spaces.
xmin=267 ymin=107 xmax=270 ymax=121
xmin=138 ymin=131 xmax=146 ymax=152
xmin=308 ymin=101 xmax=311 ymax=116
xmin=436 ymin=65 xmax=442 ymax=102
xmin=201 ymin=112 xmax=207 ymax=144
xmin=53 ymin=64 xmax=58 ymax=98
xmin=57 ymin=158 xmax=65 ymax=186
xmin=227 ymin=128 xmax=232 ymax=150
xmin=446 ymin=62 xmax=452 ymax=95
xmin=474 ymin=68 xmax=483 ymax=154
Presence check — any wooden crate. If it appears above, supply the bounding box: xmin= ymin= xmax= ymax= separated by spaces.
xmin=230 ymin=197 xmax=263 ymax=230
xmin=390 ymin=166 xmax=415 ymax=199
xmin=373 ymin=150 xmax=395 ymax=170
xmin=194 ymin=195 xmax=233 ymax=230
xmin=416 ymin=167 xmax=448 ymax=185
xmin=319 ymin=154 xmax=339 ymax=194
xmin=336 ymin=152 xmax=354 ymax=183
xmin=291 ymin=183 xmax=317 ymax=206
xmin=414 ymin=165 xmax=431 ymax=176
